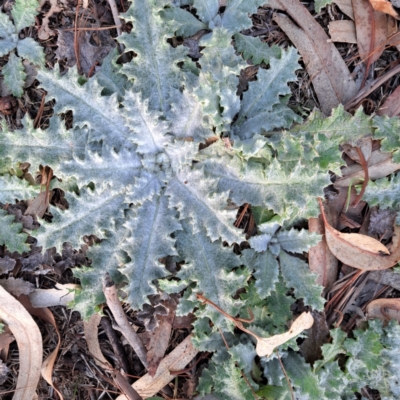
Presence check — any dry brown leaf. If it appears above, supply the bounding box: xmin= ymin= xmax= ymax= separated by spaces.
xmin=270 ymin=0 xmax=357 ymax=115
xmin=370 ymin=0 xmax=400 ymax=18
xmin=146 ymin=296 xmax=177 ymax=377
xmin=377 ymin=85 xmax=400 ymax=116
xmin=83 ymin=313 xmax=112 ymax=370
xmin=17 ymin=295 xmax=64 ymax=400
xmin=329 ymin=20 xmax=357 ymax=43
xmin=342 ymin=138 xmax=373 ymax=163
xmin=309 ymin=216 xmax=338 ymax=287
xmin=334 ymin=0 xmax=355 ymax=19
xmin=38 ymin=0 xmax=62 ymax=40
xmin=256 ymin=312 xmax=314 ymax=357
xmin=0 ymin=286 xmax=42 ymax=400
xmin=116 ymin=334 xmax=198 ymax=400
xmin=319 ymin=198 xmax=400 ymax=270
xmin=84 ymin=315 xmax=142 ymax=400
xmin=28 ymin=283 xmax=78 ymax=308
xmin=366 ymin=298 xmax=400 ymax=321
xmin=334 ymin=149 xmax=400 ymax=187
xmin=353 ymin=0 xmax=389 ymax=67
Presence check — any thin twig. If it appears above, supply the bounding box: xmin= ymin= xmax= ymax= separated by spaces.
xmin=101 ymin=317 xmax=131 ymax=375
xmin=74 ymin=0 xmax=82 ymax=74
xmin=276 ymin=351 xmax=295 ymax=400
xmin=345 ymin=63 xmax=400 ymax=110
xmin=33 ymin=92 xmax=46 ymax=129
xmin=103 ymin=274 xmax=148 ymax=368
xmin=62 ymin=25 xmax=122 ymax=31
xmin=107 ymin=0 xmax=122 ymax=36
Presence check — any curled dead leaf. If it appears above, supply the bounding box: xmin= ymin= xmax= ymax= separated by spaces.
xmin=366 ymin=298 xmax=400 ymax=322
xmin=115 ymin=334 xmax=198 ymax=400
xmin=319 ymin=198 xmax=400 ymax=270
xmin=0 ymin=286 xmax=42 ymax=400
xmin=17 ymin=295 xmax=64 ymax=400
xmin=256 ymin=312 xmax=314 ymax=357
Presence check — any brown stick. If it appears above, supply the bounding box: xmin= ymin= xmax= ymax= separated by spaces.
xmin=101 ymin=316 xmax=132 ymax=376
xmin=345 ymin=63 xmax=400 ymax=110
xmin=103 ymin=274 xmax=148 ymax=369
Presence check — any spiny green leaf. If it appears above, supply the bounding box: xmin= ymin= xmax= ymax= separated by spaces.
xmin=0 ymin=209 xmax=29 ymax=253
xmin=121 ymin=194 xmax=181 ymax=309
xmin=11 ymin=0 xmax=38 ymax=32
xmin=0 ymin=174 xmax=38 ymax=204
xmin=233 ymin=47 xmax=301 ymax=138
xmin=173 ymin=221 xmax=246 ymax=329
xmin=96 ymin=48 xmax=128 ymax=97
xmin=277 ymin=228 xmax=321 ymax=254
xmin=283 ymin=352 xmax=326 ymax=399
xmin=16 ymin=37 xmax=44 ymax=66
xmin=161 ymin=7 xmax=207 ymax=37
xmin=314 ymin=328 xmax=347 ymax=372
xmin=279 ymin=251 xmax=324 ymax=310
xmin=193 ymin=0 xmax=219 ymax=23
xmin=0 ymin=12 xmax=16 ymax=38
xmin=373 ymin=115 xmax=400 ymax=163
xmin=198 ymin=348 xmax=257 ymax=400
xmin=73 ymin=219 xmax=129 ymax=320
xmin=363 ymin=174 xmax=400 ymax=223
xmin=242 ymin=249 xmax=279 ymax=298
xmin=0 ymin=12 xmax=17 ymax=56
xmin=291 ymin=105 xmax=374 ymax=146
xmin=38 ymin=66 xmax=130 ymax=149
xmin=256 ymin=385 xmax=291 ymax=400
xmin=35 ymin=186 xmax=126 ymax=252
xmin=234 ymin=33 xmax=281 ymax=65
xmin=120 ymin=91 xmax=171 ymax=155
xmin=166 ymin=167 xmax=244 ymax=245
xmin=59 ymin=145 xmax=141 ymax=195
xmin=0 ymin=115 xmax=86 ymax=172
xmin=119 ymin=0 xmax=187 ymax=113
xmin=194 ymin=28 xmax=246 ymax=133
xmin=200 ymin=144 xmax=330 ymax=222
xmin=220 ymin=0 xmax=268 ymax=33
xmin=3 ymin=52 xmax=26 ymax=97
xmin=344 ymin=326 xmax=384 ymax=382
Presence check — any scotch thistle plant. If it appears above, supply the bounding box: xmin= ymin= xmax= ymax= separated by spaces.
xmin=1 ymin=1 xmax=400 ymax=398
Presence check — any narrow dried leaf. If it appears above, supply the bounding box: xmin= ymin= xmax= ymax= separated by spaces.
xmin=17 ymin=295 xmax=64 ymax=400
xmin=256 ymin=312 xmax=314 ymax=357
xmin=146 ymin=296 xmax=177 ymax=377
xmin=271 ymin=0 xmax=357 ymax=115
xmin=377 ymin=85 xmax=400 ymax=116
xmin=334 ymin=149 xmax=400 ymax=187
xmin=115 ymin=335 xmax=198 ymax=400
xmin=353 ymin=0 xmax=389 ymax=65
xmin=319 ymin=198 xmax=400 ymax=270
xmin=369 ymin=0 xmax=400 ymax=18
xmin=308 ymin=215 xmax=338 ymax=288
xmin=0 ymin=286 xmax=42 ymax=400
xmin=329 ymin=20 xmax=357 ymax=43
xmin=28 ymin=283 xmax=78 ymax=308
xmin=366 ymin=298 xmax=400 ymax=321
xmin=83 ymin=313 xmax=111 ymax=370
xmin=25 ymin=191 xmax=50 ymax=218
